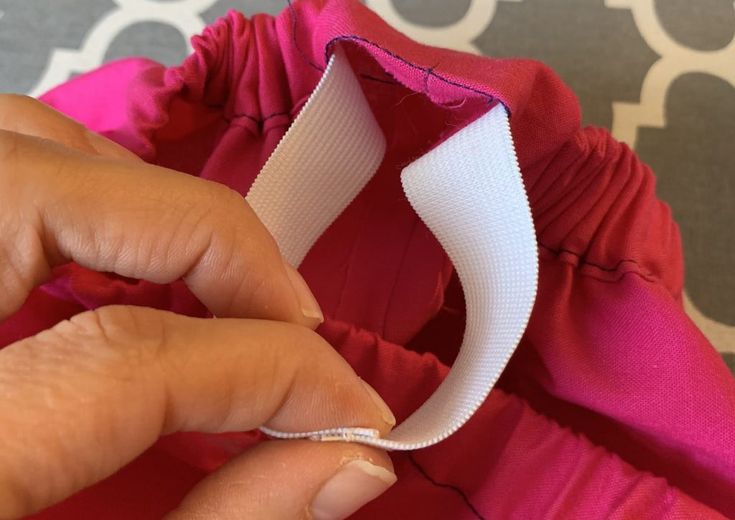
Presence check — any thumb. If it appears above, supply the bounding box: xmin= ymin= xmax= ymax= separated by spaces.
xmin=167 ymin=440 xmax=397 ymax=520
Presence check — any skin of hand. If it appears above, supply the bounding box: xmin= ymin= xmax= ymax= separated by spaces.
xmin=0 ymin=95 xmax=397 ymax=519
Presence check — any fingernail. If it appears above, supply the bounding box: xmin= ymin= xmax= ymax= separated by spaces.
xmin=310 ymin=460 xmax=397 ymax=520
xmin=283 ymin=260 xmax=324 ymax=328
xmin=360 ymin=379 xmax=396 ymax=428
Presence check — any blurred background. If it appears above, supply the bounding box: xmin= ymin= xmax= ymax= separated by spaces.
xmin=0 ymin=0 xmax=733 ymax=371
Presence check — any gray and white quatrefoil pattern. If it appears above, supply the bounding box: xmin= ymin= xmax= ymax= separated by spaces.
xmin=0 ymin=0 xmax=733 ymax=370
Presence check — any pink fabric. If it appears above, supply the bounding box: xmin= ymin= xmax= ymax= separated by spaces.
xmin=3 ymin=1 xmax=733 ymax=517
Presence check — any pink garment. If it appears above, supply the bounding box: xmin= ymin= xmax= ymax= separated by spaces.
xmin=3 ymin=1 xmax=734 ymax=517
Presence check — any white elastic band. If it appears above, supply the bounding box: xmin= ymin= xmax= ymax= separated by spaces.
xmin=246 ymin=47 xmax=386 ymax=267
xmin=249 ymin=48 xmax=538 ymax=450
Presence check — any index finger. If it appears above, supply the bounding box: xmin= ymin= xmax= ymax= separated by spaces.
xmin=0 ymin=94 xmax=139 ymax=161
xmin=0 ymin=130 xmax=322 ymax=327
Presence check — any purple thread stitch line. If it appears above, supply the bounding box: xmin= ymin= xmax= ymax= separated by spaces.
xmin=407 ymin=453 xmax=487 ymax=520
xmin=286 ymin=0 xmax=502 ymax=108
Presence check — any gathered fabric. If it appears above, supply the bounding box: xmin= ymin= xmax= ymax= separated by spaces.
xmin=3 ymin=1 xmax=734 ymax=518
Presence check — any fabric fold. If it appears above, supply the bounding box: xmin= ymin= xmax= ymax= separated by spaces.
xmin=2 ymin=1 xmax=731 ymax=517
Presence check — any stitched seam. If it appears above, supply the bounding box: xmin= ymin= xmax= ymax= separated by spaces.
xmin=197 ymin=4 xmax=401 ymax=125
xmin=199 ymin=101 xmax=294 ymax=124
xmin=539 ymin=242 xmax=655 ymax=276
xmin=423 ymin=66 xmax=435 ymax=94
xmin=288 ymin=0 xmax=400 ymax=86
xmin=233 ymin=110 xmax=291 ymax=125
xmin=407 ymin=453 xmax=486 ymax=520
xmin=288 ymin=0 xmax=323 ymax=72
xmin=287 ymin=1 xmax=496 ymax=104
xmin=284 ymin=5 xmax=673 ymax=296
xmin=538 ymin=242 xmax=662 ymax=286
xmin=324 ymin=35 xmax=496 ymax=104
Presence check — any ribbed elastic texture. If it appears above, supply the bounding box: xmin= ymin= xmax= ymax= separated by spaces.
xmin=246 ymin=46 xmax=386 ymax=267
xmin=255 ymin=47 xmax=538 ymax=450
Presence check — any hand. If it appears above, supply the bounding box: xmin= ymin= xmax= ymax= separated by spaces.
xmin=0 ymin=95 xmax=397 ymax=519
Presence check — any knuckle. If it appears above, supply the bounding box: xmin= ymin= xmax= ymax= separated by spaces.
xmin=247 ymin=320 xmax=320 ymax=373
xmin=0 ymin=241 xmax=33 ymax=319
xmin=275 ymin=321 xmax=328 ymax=362
xmin=186 ymin=179 xmax=239 ymax=220
xmin=57 ymin=306 xmax=168 ymax=374
xmin=185 ymin=181 xmax=266 ymax=265
xmin=208 ymin=181 xmax=243 ymax=209
xmin=207 ymin=182 xmax=282 ymax=265
xmin=0 ymin=131 xmax=24 ymax=206
xmin=0 ymin=130 xmax=21 ymax=171
xmin=226 ymin=262 xmax=275 ymax=313
xmin=208 ymin=183 xmax=262 ymax=237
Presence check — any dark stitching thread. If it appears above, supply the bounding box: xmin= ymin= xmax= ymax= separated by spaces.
xmin=423 ymin=66 xmax=434 ymax=94
xmin=288 ymin=2 xmax=498 ymax=106
xmin=287 ymin=0 xmax=324 ymax=72
xmin=260 ymin=109 xmax=292 ymax=121
xmin=193 ymin=2 xmax=401 ymax=124
xmin=282 ymin=4 xmax=669 ymax=289
xmin=239 ymin=110 xmax=292 ymax=126
xmin=246 ymin=7 xmax=657 ymax=290
xmin=407 ymin=453 xmax=487 ymax=520
xmin=288 ymin=0 xmax=400 ymax=86
xmin=324 ymin=35 xmax=497 ymax=104
xmin=538 ymin=242 xmax=659 ymax=283
xmin=200 ymin=100 xmax=294 ymax=125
